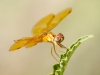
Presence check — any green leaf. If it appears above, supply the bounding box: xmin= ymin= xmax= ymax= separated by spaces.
xmin=49 ymin=35 xmax=94 ymax=75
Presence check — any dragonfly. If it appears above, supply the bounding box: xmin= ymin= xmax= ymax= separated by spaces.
xmin=9 ymin=8 xmax=72 ymax=61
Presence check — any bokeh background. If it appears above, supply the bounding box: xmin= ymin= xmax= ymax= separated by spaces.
xmin=0 ymin=0 xmax=100 ymax=75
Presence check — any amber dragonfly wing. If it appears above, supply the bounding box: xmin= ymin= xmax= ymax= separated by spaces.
xmin=9 ymin=37 xmax=31 ymax=51
xmin=47 ymin=8 xmax=72 ymax=32
xmin=9 ymin=36 xmax=42 ymax=51
xmin=32 ymin=8 xmax=72 ymax=36
xmin=32 ymin=14 xmax=55 ymax=36
xmin=25 ymin=36 xmax=43 ymax=48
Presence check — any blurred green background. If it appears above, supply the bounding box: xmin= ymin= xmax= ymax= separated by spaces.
xmin=0 ymin=0 xmax=100 ymax=75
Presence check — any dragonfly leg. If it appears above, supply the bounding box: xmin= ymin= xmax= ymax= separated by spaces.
xmin=50 ymin=46 xmax=59 ymax=62
xmin=56 ymin=42 xmax=67 ymax=53
xmin=52 ymin=43 xmax=60 ymax=58
xmin=58 ymin=43 xmax=67 ymax=49
xmin=57 ymin=49 xmax=65 ymax=53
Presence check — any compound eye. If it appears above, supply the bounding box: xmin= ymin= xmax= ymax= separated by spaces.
xmin=55 ymin=36 xmax=60 ymax=42
xmin=54 ymin=33 xmax=64 ymax=43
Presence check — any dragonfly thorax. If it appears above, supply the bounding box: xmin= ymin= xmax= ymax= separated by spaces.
xmin=42 ymin=32 xmax=55 ymax=43
xmin=42 ymin=32 xmax=64 ymax=44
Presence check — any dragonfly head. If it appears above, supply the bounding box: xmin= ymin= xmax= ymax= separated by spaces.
xmin=54 ymin=33 xmax=64 ymax=43
xmin=54 ymin=33 xmax=67 ymax=49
